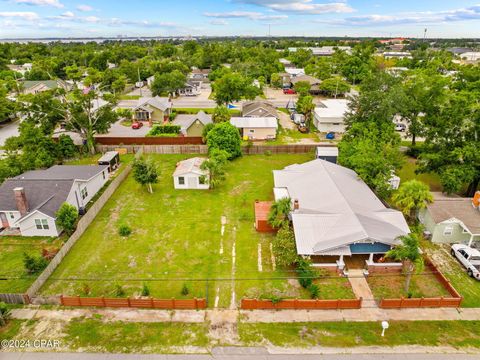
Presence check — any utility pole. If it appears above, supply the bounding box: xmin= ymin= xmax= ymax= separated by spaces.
xmin=138 ymin=67 xmax=143 ymax=97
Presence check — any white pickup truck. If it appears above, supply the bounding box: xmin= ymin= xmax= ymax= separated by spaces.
xmin=451 ymin=244 xmax=480 ymax=280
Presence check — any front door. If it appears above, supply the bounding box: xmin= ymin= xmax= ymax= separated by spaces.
xmin=0 ymin=212 xmax=9 ymax=228
xmin=188 ymin=177 xmax=197 ymax=188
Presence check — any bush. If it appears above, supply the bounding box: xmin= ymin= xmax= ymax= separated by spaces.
xmin=23 ymin=252 xmax=48 ymax=274
xmin=82 ymin=283 xmax=91 ymax=296
xmin=118 ymin=224 xmax=132 ymax=237
xmin=0 ymin=302 xmax=11 ymax=326
xmin=406 ymin=144 xmax=425 ymax=158
xmin=308 ymin=284 xmax=320 ymax=299
xmin=56 ymin=202 xmax=78 ymax=236
xmin=181 ymin=283 xmax=189 ymax=296
xmin=296 ymin=258 xmax=317 ymax=289
xmin=114 ymin=284 xmax=125 ymax=297
xmin=206 ymin=122 xmax=242 ymax=160
xmin=141 ymin=283 xmax=150 ymax=297
xmin=146 ymin=124 xmax=181 ymax=137
xmin=271 ymin=225 xmax=297 ymax=268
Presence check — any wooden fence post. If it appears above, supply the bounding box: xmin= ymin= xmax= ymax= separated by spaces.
xmin=102 ymin=297 xmax=106 ymax=307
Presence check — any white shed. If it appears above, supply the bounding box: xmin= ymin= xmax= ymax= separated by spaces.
xmin=173 ymin=157 xmax=210 ymax=190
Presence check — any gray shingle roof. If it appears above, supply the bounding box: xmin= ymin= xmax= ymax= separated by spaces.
xmin=172 ymin=111 xmax=212 ymax=130
xmin=14 ymin=165 xmax=107 ymax=181
xmin=273 ymin=160 xmax=410 ymax=255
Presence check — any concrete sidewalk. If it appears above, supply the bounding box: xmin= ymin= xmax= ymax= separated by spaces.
xmin=9 ymin=306 xmax=480 ymax=323
xmin=347 ymin=269 xmax=376 ymax=308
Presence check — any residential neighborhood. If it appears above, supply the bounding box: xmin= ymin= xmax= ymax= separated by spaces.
xmin=0 ymin=0 xmax=480 ymax=358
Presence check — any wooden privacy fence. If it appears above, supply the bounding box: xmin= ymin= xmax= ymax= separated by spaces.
xmin=96 ymin=144 xmax=208 ymax=154
xmin=378 ymin=258 xmax=462 ymax=309
xmin=95 ymin=136 xmax=204 ymax=145
xmin=0 ymin=293 xmax=29 ymax=304
xmin=241 ymin=298 xmax=362 ymax=310
xmin=60 ymin=296 xmax=207 ymax=310
xmin=242 ymin=144 xmax=322 ymax=154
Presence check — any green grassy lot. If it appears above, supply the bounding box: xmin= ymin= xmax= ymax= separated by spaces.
xmin=367 ymin=272 xmax=450 ymax=299
xmin=239 ymin=321 xmax=480 ymax=348
xmin=118 ymin=94 xmax=141 ymax=100
xmin=426 ymin=245 xmax=480 ymax=308
xmin=0 ymin=236 xmax=62 ymax=293
xmin=397 ymin=157 xmax=442 ymax=191
xmin=39 ymin=154 xmax=357 ymax=307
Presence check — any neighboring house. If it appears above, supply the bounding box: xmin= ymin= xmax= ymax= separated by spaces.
xmin=459 ymin=52 xmax=480 ymax=62
xmin=419 ymin=192 xmax=480 ymax=246
xmin=313 ymin=99 xmax=349 ymax=133
xmin=242 ymin=101 xmax=278 ymax=118
xmin=189 ymin=69 xmax=211 ymax=81
xmin=310 ymin=46 xmax=352 ymax=56
xmin=285 ymin=68 xmax=305 ymax=78
xmin=279 ymin=58 xmax=294 ymax=68
xmin=146 ymin=75 xmax=155 ymax=87
xmin=172 ymin=111 xmax=212 ymax=137
xmin=383 ymin=51 xmax=412 ymax=59
xmin=178 ymin=80 xmax=202 ymax=96
xmin=230 ymin=117 xmax=278 ymax=140
xmin=172 ymin=157 xmax=209 ymax=190
xmin=447 ymin=47 xmax=473 ymax=55
xmin=21 ymin=80 xmax=71 ymax=95
xmin=273 ymin=159 xmax=410 ymax=270
xmin=316 ymin=146 xmax=338 ymax=163
xmin=133 ymin=96 xmax=172 ymax=123
xmin=290 ymin=74 xmax=322 ymax=95
xmin=0 ymin=165 xmax=109 ymax=237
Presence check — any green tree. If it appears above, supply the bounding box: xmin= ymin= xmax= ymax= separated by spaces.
xmin=212 ymin=105 xmax=231 ymax=123
xmin=200 ymin=149 xmax=229 ymax=189
xmin=386 ymin=234 xmax=424 ymax=293
xmin=151 ymin=70 xmax=186 ymax=96
xmin=296 ymin=95 xmax=315 ymax=131
xmin=268 ymin=197 xmax=291 ymax=228
xmin=393 ymin=180 xmax=433 ymax=221
xmin=206 ymin=122 xmax=242 ymax=160
xmin=272 ymin=224 xmax=298 ymax=268
xmin=293 ymin=81 xmax=311 ymax=96
xmin=57 ymin=134 xmax=78 ymax=160
xmin=65 ymin=64 xmax=83 ymax=85
xmin=270 ymin=73 xmax=282 ymax=88
xmin=133 ymin=157 xmax=159 ymax=193
xmin=319 ymin=77 xmax=351 ymax=97
xmin=56 ymin=202 xmax=78 ymax=235
xmin=213 ymin=72 xmax=260 ymax=105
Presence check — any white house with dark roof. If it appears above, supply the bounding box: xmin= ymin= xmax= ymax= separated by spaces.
xmin=172 ymin=158 xmax=209 ymax=190
xmin=0 ymin=165 xmax=109 ymax=237
xmin=273 ymin=159 xmax=410 ymax=270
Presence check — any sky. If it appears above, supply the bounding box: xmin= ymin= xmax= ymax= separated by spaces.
xmin=0 ymin=0 xmax=480 ymax=39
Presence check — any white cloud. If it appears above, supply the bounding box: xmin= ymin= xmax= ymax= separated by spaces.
xmin=0 ymin=11 xmax=39 ymax=20
xmin=235 ymin=0 xmax=354 ymax=14
xmin=204 ymin=11 xmax=287 ymax=21
xmin=13 ymin=0 xmax=63 ymax=8
xmin=76 ymin=4 xmax=93 ymax=12
xmin=209 ymin=19 xmax=228 ymax=25
xmin=322 ymin=4 xmax=480 ymax=26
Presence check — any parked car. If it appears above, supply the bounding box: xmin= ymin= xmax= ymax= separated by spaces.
xmin=283 ymin=88 xmax=296 ymax=94
xmin=326 ymin=132 xmax=335 ymax=140
xmin=131 ymin=121 xmax=143 ymax=129
xmin=451 ymin=244 xmax=480 ymax=280
xmin=394 ymin=123 xmax=406 ymax=132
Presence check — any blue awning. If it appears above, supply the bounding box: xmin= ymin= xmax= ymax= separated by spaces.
xmin=349 ymin=243 xmax=391 ymax=254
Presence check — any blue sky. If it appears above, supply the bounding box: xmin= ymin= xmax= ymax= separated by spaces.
xmin=0 ymin=0 xmax=480 ymax=38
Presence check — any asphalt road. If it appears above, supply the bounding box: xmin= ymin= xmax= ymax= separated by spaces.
xmin=0 ymin=120 xmax=20 ymax=147
xmin=1 ymin=353 xmax=479 ymax=360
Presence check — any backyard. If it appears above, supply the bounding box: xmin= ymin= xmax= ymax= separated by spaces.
xmin=38 ymin=153 xmax=357 ymax=307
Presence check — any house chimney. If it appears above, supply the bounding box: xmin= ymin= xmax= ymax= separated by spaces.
xmin=293 ymin=199 xmax=299 ymax=211
xmin=13 ymin=187 xmax=29 ymax=215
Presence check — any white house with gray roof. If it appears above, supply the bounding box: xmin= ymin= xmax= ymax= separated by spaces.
xmin=172 ymin=158 xmax=209 ymax=190
xmin=273 ymin=159 xmax=410 ymax=270
xmin=0 ymin=165 xmax=109 ymax=237
xmin=230 ymin=117 xmax=278 ymax=140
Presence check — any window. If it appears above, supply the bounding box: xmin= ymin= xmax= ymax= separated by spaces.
xmin=249 ymin=129 xmax=255 ymax=133
xmin=178 ymin=177 xmax=185 ymax=185
xmin=199 ymin=176 xmax=206 ymax=185
xmin=444 ymin=226 xmax=453 ymax=236
xmin=35 ymin=219 xmax=49 ymax=230
xmin=80 ymin=187 xmax=88 ymax=200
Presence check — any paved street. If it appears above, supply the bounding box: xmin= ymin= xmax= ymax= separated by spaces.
xmin=1 ymin=352 xmax=479 ymax=359
xmin=0 ymin=120 xmax=20 ymax=147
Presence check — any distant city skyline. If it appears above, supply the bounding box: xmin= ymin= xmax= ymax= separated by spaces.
xmin=0 ymin=0 xmax=480 ymax=39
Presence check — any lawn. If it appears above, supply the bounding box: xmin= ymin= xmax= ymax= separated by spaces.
xmin=40 ymin=154 xmax=323 ymax=307
xmin=367 ymin=272 xmax=450 ymax=300
xmin=426 ymin=245 xmax=480 ymax=308
xmin=0 ymin=236 xmax=62 ymax=293
xmin=397 ymin=156 xmax=442 ymax=191
xmin=239 ymin=321 xmax=480 ymax=348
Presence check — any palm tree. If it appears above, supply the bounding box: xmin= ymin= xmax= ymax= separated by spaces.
xmin=268 ymin=197 xmax=292 ymax=228
xmin=392 ymin=179 xmax=433 ymax=221
xmin=386 ymin=234 xmax=424 ymax=293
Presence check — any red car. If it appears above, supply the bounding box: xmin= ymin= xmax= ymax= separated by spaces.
xmin=283 ymin=88 xmax=296 ymax=94
xmin=131 ymin=121 xmax=143 ymax=129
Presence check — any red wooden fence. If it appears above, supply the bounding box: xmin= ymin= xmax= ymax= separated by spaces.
xmin=241 ymin=298 xmax=362 ymax=310
xmin=60 ymin=295 xmax=207 ymax=309
xmin=94 ymin=136 xmax=204 ymax=145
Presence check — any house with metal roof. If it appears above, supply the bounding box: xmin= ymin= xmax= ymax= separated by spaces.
xmin=419 ymin=192 xmax=480 ymax=246
xmin=273 ymin=159 xmax=410 ymax=270
xmin=230 ymin=117 xmax=278 ymax=140
xmin=0 ymin=165 xmax=109 ymax=237
xmin=313 ymin=99 xmax=349 ymax=133
xmin=172 ymin=157 xmax=209 ymax=190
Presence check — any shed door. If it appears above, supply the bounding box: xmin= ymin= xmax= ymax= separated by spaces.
xmin=188 ymin=177 xmax=197 ymax=188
